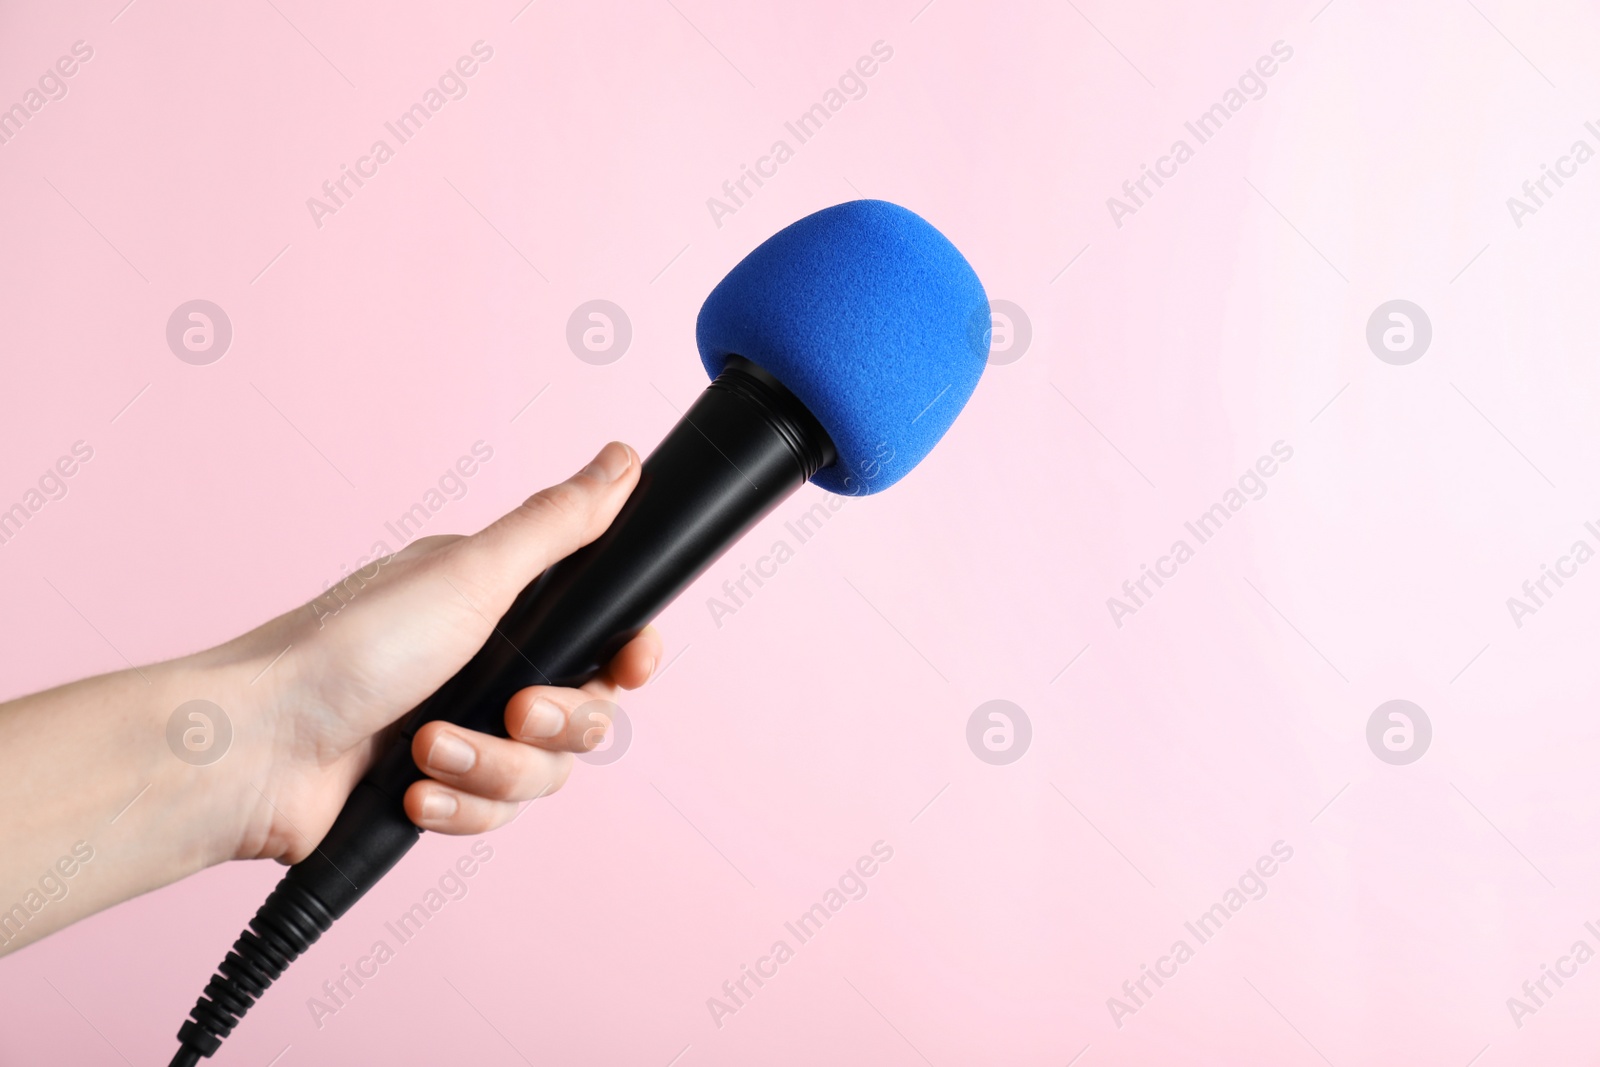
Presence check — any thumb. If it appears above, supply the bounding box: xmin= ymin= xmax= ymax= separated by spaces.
xmin=442 ymin=442 xmax=639 ymax=620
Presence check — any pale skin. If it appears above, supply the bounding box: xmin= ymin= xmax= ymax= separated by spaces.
xmin=0 ymin=442 xmax=661 ymax=955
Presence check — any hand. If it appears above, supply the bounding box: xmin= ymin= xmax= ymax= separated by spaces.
xmin=208 ymin=440 xmax=661 ymax=862
xmin=0 ymin=442 xmax=661 ymax=952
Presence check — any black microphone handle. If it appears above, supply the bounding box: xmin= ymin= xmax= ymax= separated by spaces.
xmin=171 ymin=356 xmax=835 ymax=1063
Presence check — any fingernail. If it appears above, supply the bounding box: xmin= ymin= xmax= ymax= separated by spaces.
xmin=579 ymin=442 xmax=630 ymax=484
xmin=646 ymin=657 xmax=657 ymax=680
xmin=426 ymin=733 xmax=477 ymax=775
xmin=520 ymin=697 xmax=566 ymax=740
xmin=420 ymin=790 xmax=458 ymax=821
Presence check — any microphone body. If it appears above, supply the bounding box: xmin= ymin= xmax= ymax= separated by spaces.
xmin=172 ymin=356 xmax=835 ymax=1060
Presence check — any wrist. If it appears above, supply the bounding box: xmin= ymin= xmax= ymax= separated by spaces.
xmin=157 ymin=622 xmax=321 ymax=868
xmin=140 ymin=653 xmax=265 ymax=870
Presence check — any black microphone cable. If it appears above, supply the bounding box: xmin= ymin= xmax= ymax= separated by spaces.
xmin=168 ymin=879 xmax=334 ymax=1066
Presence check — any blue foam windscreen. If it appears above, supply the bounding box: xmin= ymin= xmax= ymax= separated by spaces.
xmin=696 ymin=199 xmax=990 ymax=495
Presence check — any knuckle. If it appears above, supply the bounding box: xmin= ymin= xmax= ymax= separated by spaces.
xmin=397 ymin=534 xmax=460 ymax=561
xmin=544 ymin=758 xmax=574 ymax=794
xmin=571 ymin=708 xmax=614 ymax=752
xmin=411 ymin=724 xmax=442 ymax=765
xmin=464 ymin=803 xmax=503 ymax=835
xmin=503 ymin=691 xmax=538 ymax=734
xmin=473 ymin=759 xmax=524 ymax=802
xmin=522 ymin=482 xmax=589 ymax=527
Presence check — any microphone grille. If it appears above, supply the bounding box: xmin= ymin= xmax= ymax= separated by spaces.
xmin=696 ymin=199 xmax=989 ymax=495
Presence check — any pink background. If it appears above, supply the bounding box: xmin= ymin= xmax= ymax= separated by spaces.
xmin=3 ymin=0 xmax=1598 ymax=1063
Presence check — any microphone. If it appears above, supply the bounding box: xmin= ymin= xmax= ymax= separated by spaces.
xmin=167 ymin=199 xmax=989 ymax=1065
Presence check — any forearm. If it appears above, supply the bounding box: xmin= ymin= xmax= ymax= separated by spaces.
xmin=0 ymin=658 xmax=239 ymax=955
